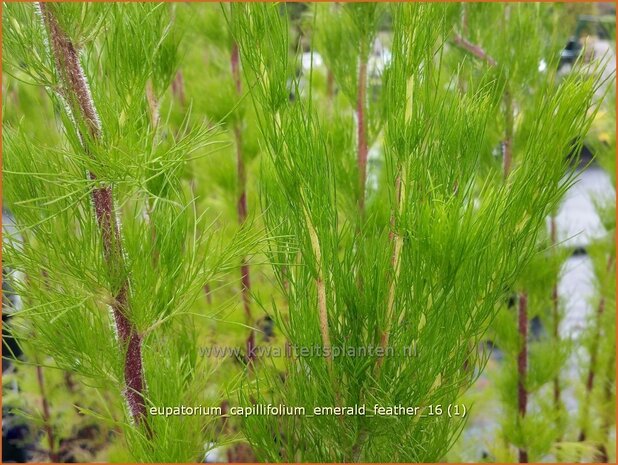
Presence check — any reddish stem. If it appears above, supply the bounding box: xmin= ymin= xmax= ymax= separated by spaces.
xmin=356 ymin=59 xmax=368 ymax=213
xmin=35 ymin=364 xmax=60 ymax=462
xmin=231 ymin=42 xmax=253 ymax=325
xmin=597 ymin=348 xmax=614 ymax=462
xmin=549 ymin=216 xmax=564 ymax=461
xmin=452 ymin=34 xmax=497 ymax=67
xmin=203 ymin=283 xmax=213 ymax=305
xmin=454 ymin=26 xmax=526 ymax=460
xmin=550 ymin=216 xmax=562 ymax=412
xmin=39 ymin=3 xmax=148 ymax=426
xmin=326 ymin=68 xmax=335 ymax=103
xmin=579 ymin=255 xmax=614 ymax=444
xmin=517 ymin=292 xmax=528 ymax=463
xmin=231 ymin=43 xmax=242 ymax=95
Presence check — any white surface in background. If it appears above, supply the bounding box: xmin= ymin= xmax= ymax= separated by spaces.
xmin=559 ymin=254 xmax=595 ymax=337
xmin=555 ymin=166 xmax=613 ymax=249
xmin=301 ymin=51 xmax=324 ymax=71
xmin=556 ymin=166 xmax=614 ymax=337
xmin=204 ymin=444 xmax=226 ymax=463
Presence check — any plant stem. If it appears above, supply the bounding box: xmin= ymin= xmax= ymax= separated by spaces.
xmin=172 ymin=70 xmax=186 ymax=106
xmin=452 ymin=34 xmax=497 ymax=67
xmin=493 ymin=27 xmax=523 ymax=460
xmin=303 ymin=205 xmax=333 ymax=370
xmin=455 ymin=29 xmax=525 ymax=460
xmin=549 ymin=216 xmax=564 ymax=461
xmin=550 ymin=216 xmax=562 ymax=413
xmin=517 ymin=292 xmax=529 ymax=463
xmin=378 ymin=166 xmax=406 ymax=370
xmin=579 ymin=255 xmax=614 ymax=444
xmin=597 ymin=348 xmax=614 ymax=462
xmin=356 ymin=59 xmax=368 ymax=213
xmin=500 ymin=66 xmax=525 ymax=464
xmin=203 ymin=283 xmax=213 ymax=305
xmin=145 ymin=80 xmax=160 ymax=132
xmin=349 ymin=426 xmax=369 ymax=462
xmin=38 ymin=3 xmax=148 ymax=426
xmin=35 ymin=363 xmax=60 ymax=462
xmin=326 ymin=68 xmax=335 ymax=105
xmin=231 ymin=42 xmax=253 ymax=325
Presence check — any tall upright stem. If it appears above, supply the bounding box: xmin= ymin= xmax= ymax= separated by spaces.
xmin=38 ymin=3 xmax=148 ymax=426
xmin=550 ymin=216 xmax=562 ymax=415
xmin=231 ymin=42 xmax=253 ymax=325
xmin=549 ymin=216 xmax=564 ymax=462
xmin=597 ymin=348 xmax=615 ymax=462
xmin=377 ymin=167 xmax=406 ymax=370
xmin=579 ymin=255 xmax=615 ymax=444
xmin=356 ymin=59 xmax=368 ymax=213
xmin=302 ymin=204 xmax=333 ymax=370
xmin=505 ymin=81 xmax=526 ymax=463
xmin=494 ymin=57 xmax=526 ymax=462
xmin=517 ymin=293 xmax=529 ymax=463
xmin=35 ymin=364 xmax=60 ymax=462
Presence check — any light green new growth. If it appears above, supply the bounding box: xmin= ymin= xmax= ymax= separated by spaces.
xmin=577 ymin=83 xmax=616 ymax=462
xmin=3 ymin=3 xmax=252 ymax=462
xmin=228 ymin=3 xmax=601 ymax=462
xmin=451 ymin=4 xmax=609 ymax=462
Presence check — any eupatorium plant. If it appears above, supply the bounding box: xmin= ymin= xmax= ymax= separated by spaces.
xmin=229 ymin=3 xmax=601 ymax=462
xmin=451 ymin=5 xmax=607 ymax=462
xmin=576 ymin=86 xmax=616 ymax=463
xmin=3 ymin=3 xmax=248 ymax=461
xmin=2 ymin=2 xmax=610 ymax=463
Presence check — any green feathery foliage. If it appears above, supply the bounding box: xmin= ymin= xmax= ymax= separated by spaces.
xmin=450 ymin=4 xmax=610 ymax=462
xmin=3 ymin=3 xmax=252 ymax=461
xmin=309 ymin=3 xmax=389 ymax=212
xmin=2 ymin=2 xmax=612 ymax=463
xmin=576 ymin=82 xmax=616 ymax=462
xmin=227 ymin=3 xmax=602 ymax=462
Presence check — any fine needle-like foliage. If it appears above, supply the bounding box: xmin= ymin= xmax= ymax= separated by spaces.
xmin=576 ymin=83 xmax=616 ymax=462
xmin=3 ymin=2 xmax=612 ymax=463
xmin=228 ymin=3 xmax=601 ymax=462
xmin=450 ymin=4 xmax=609 ymax=462
xmin=310 ymin=3 xmax=386 ymax=213
xmin=3 ymin=3 xmax=251 ymax=461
